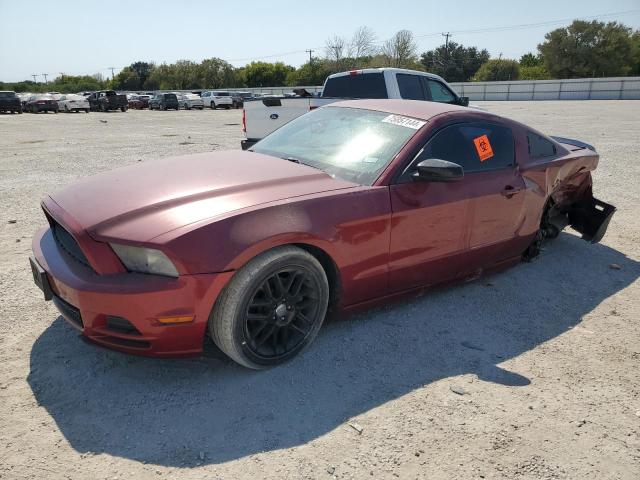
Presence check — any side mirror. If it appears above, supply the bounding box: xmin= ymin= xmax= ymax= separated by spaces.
xmin=457 ymin=96 xmax=469 ymax=107
xmin=412 ymin=158 xmax=464 ymax=182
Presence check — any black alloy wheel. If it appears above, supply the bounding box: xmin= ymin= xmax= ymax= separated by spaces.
xmin=209 ymin=246 xmax=329 ymax=369
xmin=244 ymin=267 xmax=321 ymax=358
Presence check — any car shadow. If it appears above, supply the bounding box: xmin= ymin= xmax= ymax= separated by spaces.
xmin=27 ymin=233 xmax=639 ymax=466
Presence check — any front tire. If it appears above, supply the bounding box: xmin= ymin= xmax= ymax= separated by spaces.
xmin=209 ymin=246 xmax=329 ymax=369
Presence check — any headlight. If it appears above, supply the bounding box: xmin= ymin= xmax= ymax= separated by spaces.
xmin=110 ymin=244 xmax=179 ymax=277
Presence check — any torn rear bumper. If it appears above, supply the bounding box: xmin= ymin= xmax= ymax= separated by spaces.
xmin=569 ymin=197 xmax=616 ymax=243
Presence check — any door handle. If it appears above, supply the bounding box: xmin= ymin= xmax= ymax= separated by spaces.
xmin=501 ymin=185 xmax=523 ymax=198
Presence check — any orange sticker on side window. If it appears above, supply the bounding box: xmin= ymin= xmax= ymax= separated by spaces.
xmin=473 ymin=134 xmax=494 ymax=162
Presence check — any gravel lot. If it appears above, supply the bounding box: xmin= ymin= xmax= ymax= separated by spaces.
xmin=0 ymin=102 xmax=638 ymax=480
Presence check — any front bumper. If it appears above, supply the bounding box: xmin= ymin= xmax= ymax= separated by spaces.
xmin=31 ymin=226 xmax=233 ymax=357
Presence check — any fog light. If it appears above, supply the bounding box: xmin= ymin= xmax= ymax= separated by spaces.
xmin=157 ymin=315 xmax=194 ymax=324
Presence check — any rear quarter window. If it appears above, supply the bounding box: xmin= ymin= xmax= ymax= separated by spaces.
xmin=323 ymin=73 xmax=388 ymax=99
xmin=527 ymin=132 xmax=556 ymax=158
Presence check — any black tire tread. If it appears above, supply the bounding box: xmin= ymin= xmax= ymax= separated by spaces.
xmin=209 ymin=245 xmax=328 ymax=369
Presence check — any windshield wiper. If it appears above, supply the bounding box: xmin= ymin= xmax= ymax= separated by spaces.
xmin=282 ymin=156 xmax=325 ymax=172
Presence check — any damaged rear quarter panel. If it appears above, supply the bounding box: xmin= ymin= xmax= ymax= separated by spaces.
xmin=515 ymin=123 xmax=599 ymax=233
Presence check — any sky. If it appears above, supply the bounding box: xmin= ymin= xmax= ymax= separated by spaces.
xmin=1 ymin=0 xmax=639 ymax=82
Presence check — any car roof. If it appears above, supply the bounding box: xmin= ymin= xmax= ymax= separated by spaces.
xmin=326 ymin=99 xmax=472 ymax=121
xmin=326 ymin=67 xmax=447 ymax=84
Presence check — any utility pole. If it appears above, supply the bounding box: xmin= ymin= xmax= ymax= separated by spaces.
xmin=109 ymin=67 xmax=115 ymax=80
xmin=441 ymin=32 xmax=452 ymax=79
xmin=32 ymin=74 xmax=37 ymax=83
xmin=442 ymin=32 xmax=452 ymax=50
xmin=42 ymin=73 xmax=48 ymax=84
xmin=305 ymin=49 xmax=314 ymax=64
xmin=498 ymin=52 xmax=503 ymax=60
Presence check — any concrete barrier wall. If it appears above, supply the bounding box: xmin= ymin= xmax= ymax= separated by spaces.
xmin=449 ymin=77 xmax=640 ymax=101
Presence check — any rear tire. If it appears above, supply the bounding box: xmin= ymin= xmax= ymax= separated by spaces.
xmin=209 ymin=246 xmax=329 ymax=369
xmin=523 ymin=200 xmax=564 ymax=261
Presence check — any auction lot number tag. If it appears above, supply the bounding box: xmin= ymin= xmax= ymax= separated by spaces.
xmin=473 ymin=134 xmax=494 ymax=161
xmin=382 ymin=114 xmax=426 ymax=130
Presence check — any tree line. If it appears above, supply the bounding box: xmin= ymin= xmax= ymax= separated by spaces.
xmin=2 ymin=20 xmax=638 ymax=93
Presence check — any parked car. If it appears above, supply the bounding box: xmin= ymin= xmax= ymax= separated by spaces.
xmin=177 ymin=93 xmax=204 ymax=110
xmin=201 ymin=90 xmax=233 ymax=109
xmin=30 ymin=99 xmax=615 ymax=369
xmin=0 ymin=91 xmax=22 ymax=113
xmin=25 ymin=94 xmax=58 ymax=113
xmin=17 ymin=92 xmax=32 ymax=109
xmin=127 ymin=95 xmax=147 ymax=110
xmin=230 ymin=91 xmax=251 ymax=109
xmin=87 ymin=90 xmax=128 ymax=112
xmin=242 ymin=67 xmax=468 ymax=149
xmin=58 ymin=94 xmax=90 ymax=113
xmin=149 ymin=93 xmax=179 ymax=110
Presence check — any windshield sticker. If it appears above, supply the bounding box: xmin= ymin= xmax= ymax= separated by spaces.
xmin=382 ymin=114 xmax=426 ymax=130
xmin=473 ymin=134 xmax=494 ymax=161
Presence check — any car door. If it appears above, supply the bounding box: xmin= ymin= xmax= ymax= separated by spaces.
xmin=455 ymin=122 xmax=528 ymax=268
xmin=388 ymin=120 xmax=527 ymax=291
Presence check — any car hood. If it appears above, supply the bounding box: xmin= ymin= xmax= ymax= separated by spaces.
xmin=46 ymin=150 xmax=357 ymax=242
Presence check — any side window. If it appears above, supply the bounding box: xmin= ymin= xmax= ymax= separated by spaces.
xmin=427 ymin=80 xmax=456 ymax=103
xmin=527 ymin=132 xmax=556 ymax=158
xmin=397 ymin=74 xmax=425 ymax=100
xmin=416 ymin=122 xmax=515 ymax=174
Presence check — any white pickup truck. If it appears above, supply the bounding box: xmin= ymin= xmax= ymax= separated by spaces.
xmin=241 ymin=67 xmax=468 ymax=149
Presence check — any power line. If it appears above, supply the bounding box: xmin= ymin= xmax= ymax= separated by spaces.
xmin=415 ymin=8 xmax=640 ymax=39
xmin=223 ymin=8 xmax=639 ymax=64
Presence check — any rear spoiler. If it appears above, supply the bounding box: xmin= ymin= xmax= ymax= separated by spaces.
xmin=550 ymin=136 xmax=596 ymax=152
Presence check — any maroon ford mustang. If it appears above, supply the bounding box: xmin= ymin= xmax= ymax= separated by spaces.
xmin=30 ymin=99 xmax=615 ymax=369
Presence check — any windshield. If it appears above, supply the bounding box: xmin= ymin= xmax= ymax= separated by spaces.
xmin=0 ymin=92 xmax=17 ymax=99
xmin=252 ymin=106 xmax=422 ymax=185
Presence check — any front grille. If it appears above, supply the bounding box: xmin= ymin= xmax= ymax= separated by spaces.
xmin=51 ymin=220 xmax=93 ymax=270
xmin=53 ymin=295 xmax=83 ymax=328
